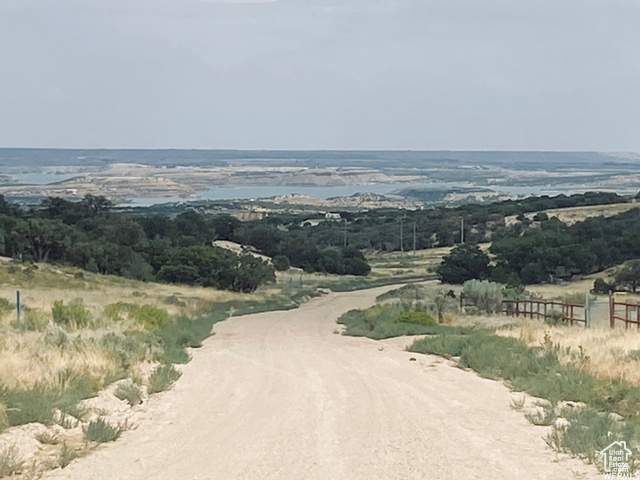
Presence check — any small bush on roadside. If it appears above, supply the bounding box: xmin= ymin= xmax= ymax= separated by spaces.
xmin=148 ymin=364 xmax=182 ymax=394
xmin=83 ymin=418 xmax=122 ymax=443
xmin=52 ymin=300 xmax=91 ymax=328
xmin=59 ymin=443 xmax=81 ymax=468
xmin=114 ymin=382 xmax=142 ymax=406
xmin=546 ymin=407 xmax=635 ymax=465
xmin=0 ymin=373 xmax=94 ymax=426
xmin=462 ymin=280 xmax=503 ymax=314
xmin=394 ymin=311 xmax=436 ymax=326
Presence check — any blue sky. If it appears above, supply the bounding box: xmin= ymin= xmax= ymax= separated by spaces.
xmin=1 ymin=0 xmax=638 ymax=151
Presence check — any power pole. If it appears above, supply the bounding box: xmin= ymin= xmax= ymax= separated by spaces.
xmin=400 ymin=220 xmax=404 ymax=253
xmin=413 ymin=221 xmax=416 ymax=255
xmin=460 ymin=218 xmax=465 ymax=244
xmin=343 ymin=219 xmax=347 ymax=249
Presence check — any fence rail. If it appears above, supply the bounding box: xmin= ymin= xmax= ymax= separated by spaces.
xmin=609 ymin=296 xmax=640 ymax=329
xmin=501 ymin=299 xmax=586 ymax=326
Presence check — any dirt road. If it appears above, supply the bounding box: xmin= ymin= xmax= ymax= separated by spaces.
xmin=46 ymin=287 xmax=598 ymax=479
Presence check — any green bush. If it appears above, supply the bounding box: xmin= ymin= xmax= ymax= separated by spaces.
xmin=114 ymin=382 xmax=142 ymax=406
xmin=0 ymin=375 xmax=94 ymax=426
xmin=546 ymin=408 xmax=635 ymax=465
xmin=462 ymin=279 xmax=503 ymax=314
xmin=104 ymin=303 xmax=168 ymax=330
xmin=0 ymin=298 xmax=14 ymax=314
xmin=131 ymin=305 xmax=169 ymax=330
xmin=51 ymin=300 xmax=91 ymax=328
xmin=272 ymin=255 xmax=291 ymax=271
xmin=545 ymin=309 xmax=565 ymax=326
xmin=83 ymin=418 xmax=122 ymax=443
xmin=59 ymin=443 xmax=81 ymax=468
xmin=44 ymin=324 xmax=69 ymax=349
xmin=11 ymin=310 xmax=49 ymax=332
xmin=148 ymin=364 xmax=182 ymax=394
xmin=394 ymin=311 xmax=436 ymax=326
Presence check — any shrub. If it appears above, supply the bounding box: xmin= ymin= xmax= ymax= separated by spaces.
xmin=44 ymin=324 xmax=69 ymax=349
xmin=131 ymin=305 xmax=169 ymax=330
xmin=59 ymin=443 xmax=81 ymax=468
xmin=0 ymin=298 xmax=14 ymax=314
xmin=546 ymin=408 xmax=635 ymax=465
xmin=0 ymin=375 xmax=94 ymax=427
xmin=545 ymin=309 xmax=565 ymax=326
xmin=462 ymin=279 xmax=503 ymax=314
xmin=51 ymin=300 xmax=91 ymax=328
xmin=114 ymin=382 xmax=142 ymax=406
xmin=272 ymin=255 xmax=291 ymax=271
xmin=11 ymin=309 xmax=49 ymax=332
xmin=593 ymin=278 xmax=614 ymax=295
xmin=394 ymin=311 xmax=437 ymax=326
xmin=148 ymin=364 xmax=182 ymax=394
xmin=83 ymin=418 xmax=122 ymax=443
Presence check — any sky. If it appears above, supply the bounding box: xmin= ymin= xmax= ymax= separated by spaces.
xmin=0 ymin=0 xmax=638 ymax=151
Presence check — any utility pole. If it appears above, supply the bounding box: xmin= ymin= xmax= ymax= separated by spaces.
xmin=460 ymin=218 xmax=465 ymax=244
xmin=343 ymin=219 xmax=347 ymax=249
xmin=413 ymin=221 xmax=416 ymax=256
xmin=400 ymin=219 xmax=404 ymax=253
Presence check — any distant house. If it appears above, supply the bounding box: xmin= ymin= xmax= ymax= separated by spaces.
xmin=325 ymin=213 xmax=341 ymax=220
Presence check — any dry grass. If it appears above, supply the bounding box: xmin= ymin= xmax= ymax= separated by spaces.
xmin=497 ymin=319 xmax=640 ymax=386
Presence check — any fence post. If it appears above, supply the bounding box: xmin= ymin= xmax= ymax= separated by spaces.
xmin=515 ymin=299 xmax=519 ymax=317
xmin=585 ymin=291 xmax=590 ymax=328
xmin=609 ymin=293 xmax=614 ymax=328
xmin=16 ymin=290 xmax=21 ymax=320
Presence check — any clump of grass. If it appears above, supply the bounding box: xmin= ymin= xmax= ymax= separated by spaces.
xmin=11 ymin=310 xmax=49 ymax=332
xmin=394 ymin=311 xmax=436 ymax=326
xmin=59 ymin=443 xmax=81 ymax=468
xmin=148 ymin=364 xmax=181 ymax=394
xmin=0 ymin=298 xmax=15 ymax=314
xmin=546 ymin=407 xmax=635 ymax=465
xmin=114 ymin=382 xmax=142 ymax=406
xmin=44 ymin=324 xmax=69 ymax=349
xmin=104 ymin=303 xmax=169 ymax=330
xmin=83 ymin=418 xmax=122 ymax=443
xmin=101 ymin=332 xmax=152 ymax=374
xmin=52 ymin=300 xmax=91 ymax=328
xmin=0 ymin=445 xmax=22 ymax=476
xmin=0 ymin=373 xmax=94 ymax=426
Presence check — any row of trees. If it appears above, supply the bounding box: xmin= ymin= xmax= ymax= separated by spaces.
xmin=0 ymin=196 xmax=275 ymax=292
xmin=0 ymin=194 xmax=372 ymax=290
xmin=437 ymin=206 xmax=640 ymax=288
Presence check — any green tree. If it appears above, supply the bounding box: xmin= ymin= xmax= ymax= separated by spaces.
xmin=615 ymin=260 xmax=640 ymax=293
xmin=437 ymin=244 xmax=491 ymax=284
